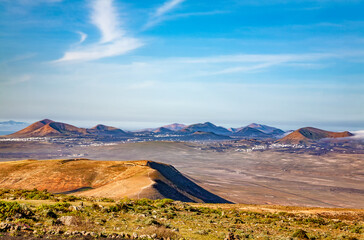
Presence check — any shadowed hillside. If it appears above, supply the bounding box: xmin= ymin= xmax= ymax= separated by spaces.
xmin=0 ymin=159 xmax=229 ymax=203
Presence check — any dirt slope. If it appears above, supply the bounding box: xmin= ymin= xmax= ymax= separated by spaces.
xmin=0 ymin=159 xmax=229 ymax=203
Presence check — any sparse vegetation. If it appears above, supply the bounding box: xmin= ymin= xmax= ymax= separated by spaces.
xmin=0 ymin=188 xmax=363 ymax=239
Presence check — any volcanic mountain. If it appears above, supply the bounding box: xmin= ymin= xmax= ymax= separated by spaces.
xmin=7 ymin=119 xmax=127 ymax=137
xmin=181 ymin=122 xmax=231 ymax=135
xmin=153 ymin=127 xmax=174 ymax=134
xmin=0 ymin=159 xmax=229 ymax=203
xmin=87 ymin=124 xmax=127 ymax=136
xmin=231 ymin=123 xmax=284 ymax=135
xmin=246 ymin=123 xmax=283 ymax=134
xmin=162 ymin=123 xmax=186 ymax=131
xmin=8 ymin=119 xmax=88 ymax=137
xmin=279 ymin=127 xmax=353 ymax=144
xmin=233 ymin=127 xmax=270 ymax=138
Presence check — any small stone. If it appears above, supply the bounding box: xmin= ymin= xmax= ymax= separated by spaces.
xmin=57 ymin=216 xmax=78 ymax=226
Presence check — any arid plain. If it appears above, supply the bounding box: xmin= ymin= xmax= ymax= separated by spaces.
xmin=0 ymin=141 xmax=363 ymax=209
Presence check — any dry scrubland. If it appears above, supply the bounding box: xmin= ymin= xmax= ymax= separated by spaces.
xmin=0 ymin=189 xmax=363 ymax=240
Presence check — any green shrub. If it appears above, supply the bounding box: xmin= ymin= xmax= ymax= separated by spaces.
xmin=0 ymin=201 xmax=24 ymax=220
xmin=37 ymin=202 xmax=71 ymax=214
xmin=292 ymin=229 xmax=309 ymax=239
xmin=100 ymin=198 xmax=115 ymax=203
xmin=350 ymin=225 xmax=363 ymax=234
xmin=144 ymin=218 xmax=161 ymax=226
xmin=155 ymin=198 xmax=173 ymax=208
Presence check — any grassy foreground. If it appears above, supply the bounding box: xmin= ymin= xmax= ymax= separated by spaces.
xmin=0 ymin=189 xmax=363 ymax=240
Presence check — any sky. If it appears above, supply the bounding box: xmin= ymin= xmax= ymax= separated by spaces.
xmin=0 ymin=0 xmax=363 ymax=131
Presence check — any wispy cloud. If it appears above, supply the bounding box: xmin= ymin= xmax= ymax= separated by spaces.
xmin=76 ymin=31 xmax=87 ymax=44
xmin=56 ymin=0 xmax=143 ymax=62
xmin=144 ymin=0 xmax=186 ymax=29
xmin=155 ymin=0 xmax=185 ymax=17
xmin=1 ymin=74 xmax=32 ymax=86
xmin=91 ymin=0 xmax=122 ymax=43
xmin=0 ymin=53 xmax=36 ymax=65
xmin=170 ymin=53 xmax=335 ymax=75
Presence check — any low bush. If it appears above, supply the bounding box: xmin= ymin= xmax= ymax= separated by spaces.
xmin=37 ymin=202 xmax=71 ymax=214
xmin=292 ymin=229 xmax=309 ymax=239
xmin=0 ymin=201 xmax=32 ymax=220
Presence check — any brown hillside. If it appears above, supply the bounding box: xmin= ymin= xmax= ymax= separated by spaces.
xmin=279 ymin=127 xmax=353 ymax=144
xmin=8 ymin=119 xmax=88 ymax=137
xmin=0 ymin=159 xmax=229 ymax=203
xmin=7 ymin=120 xmax=127 ymax=137
xmin=9 ymin=119 xmax=54 ymax=136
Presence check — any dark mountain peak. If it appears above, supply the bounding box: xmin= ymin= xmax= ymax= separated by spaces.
xmin=39 ymin=119 xmax=55 ymax=125
xmin=181 ymin=122 xmax=231 ymax=135
xmin=88 ymin=124 xmax=126 ymax=136
xmin=90 ymin=124 xmax=118 ymax=131
xmin=154 ymin=127 xmax=173 ymax=133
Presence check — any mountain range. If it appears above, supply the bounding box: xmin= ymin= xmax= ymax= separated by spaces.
xmin=2 ymin=119 xmax=354 ymax=143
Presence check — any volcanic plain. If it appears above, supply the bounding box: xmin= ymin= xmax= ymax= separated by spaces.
xmin=0 ymin=140 xmax=363 ymax=208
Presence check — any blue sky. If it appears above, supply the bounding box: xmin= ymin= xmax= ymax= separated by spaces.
xmin=0 ymin=0 xmax=363 ymax=131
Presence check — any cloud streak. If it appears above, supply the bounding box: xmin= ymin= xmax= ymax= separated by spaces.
xmin=56 ymin=0 xmax=143 ymax=62
xmin=76 ymin=31 xmax=87 ymax=44
xmin=144 ymin=0 xmax=185 ymax=29
xmin=91 ymin=0 xmax=122 ymax=43
xmin=155 ymin=0 xmax=185 ymax=17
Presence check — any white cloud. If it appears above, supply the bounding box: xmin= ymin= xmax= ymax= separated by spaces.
xmin=155 ymin=0 xmax=185 ymax=17
xmin=350 ymin=130 xmax=364 ymax=139
xmin=91 ymin=0 xmax=122 ymax=43
xmin=1 ymin=74 xmax=32 ymax=85
xmin=76 ymin=31 xmax=87 ymax=44
xmin=0 ymin=53 xmax=36 ymax=65
xmin=56 ymin=0 xmax=143 ymax=62
xmin=57 ymin=38 xmax=142 ymax=62
xmin=144 ymin=0 xmax=185 ymax=29
xmin=168 ymin=53 xmax=335 ymax=76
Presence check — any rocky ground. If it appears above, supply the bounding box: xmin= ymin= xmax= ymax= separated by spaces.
xmin=0 ymin=189 xmax=363 ymax=240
